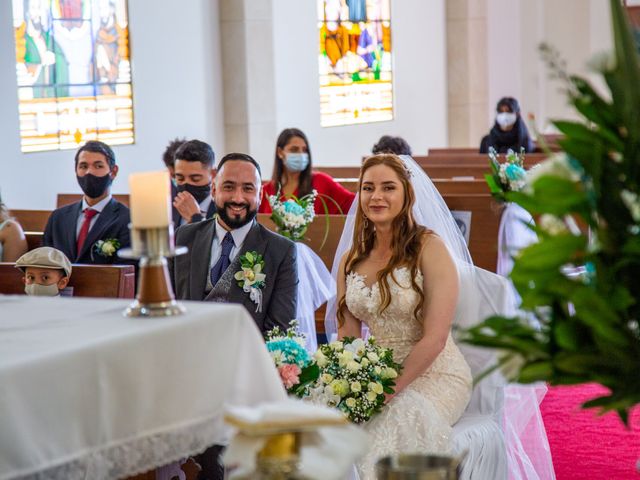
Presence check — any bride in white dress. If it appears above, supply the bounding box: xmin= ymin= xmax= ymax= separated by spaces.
xmin=335 ymin=154 xmax=472 ymax=479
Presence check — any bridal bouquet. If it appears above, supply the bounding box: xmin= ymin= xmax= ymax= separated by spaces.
xmin=307 ymin=337 xmax=402 ymax=423
xmin=485 ymin=147 xmax=528 ymax=202
xmin=265 ymin=321 xmax=320 ymax=397
xmin=268 ymin=189 xmax=318 ymax=241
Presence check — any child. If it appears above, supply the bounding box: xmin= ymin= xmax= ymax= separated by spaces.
xmin=15 ymin=247 xmax=72 ymax=296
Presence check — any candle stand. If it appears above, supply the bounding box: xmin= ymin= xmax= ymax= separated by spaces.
xmin=120 ymin=224 xmax=187 ymax=317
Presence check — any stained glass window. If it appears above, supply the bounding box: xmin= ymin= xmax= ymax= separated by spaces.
xmin=318 ymin=0 xmax=393 ymax=127
xmin=12 ymin=0 xmax=134 ymax=153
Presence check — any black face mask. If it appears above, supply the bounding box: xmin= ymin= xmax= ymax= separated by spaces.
xmin=176 ymin=183 xmax=212 ymax=204
xmin=216 ymin=201 xmax=257 ymax=229
xmin=76 ymin=173 xmax=113 ymax=199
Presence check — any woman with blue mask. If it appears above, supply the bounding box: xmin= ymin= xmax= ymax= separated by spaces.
xmin=480 ymin=97 xmax=535 ymax=154
xmin=260 ymin=128 xmax=355 ymax=215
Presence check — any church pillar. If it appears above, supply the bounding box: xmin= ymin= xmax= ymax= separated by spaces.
xmin=219 ymin=0 xmax=277 ymax=166
xmin=445 ymin=0 xmax=489 ymax=148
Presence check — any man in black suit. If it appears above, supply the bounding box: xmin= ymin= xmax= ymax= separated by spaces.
xmin=172 ymin=140 xmax=217 ymax=227
xmin=43 ymin=141 xmax=131 ymax=264
xmin=171 ymin=152 xmax=298 ymax=480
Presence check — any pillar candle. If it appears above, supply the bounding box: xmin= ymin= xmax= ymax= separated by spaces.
xmin=129 ymin=171 xmax=171 ymax=228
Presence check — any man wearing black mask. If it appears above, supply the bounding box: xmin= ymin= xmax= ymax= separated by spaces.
xmin=172 ymin=139 xmax=217 ymax=226
xmin=43 ymin=141 xmax=131 ymax=265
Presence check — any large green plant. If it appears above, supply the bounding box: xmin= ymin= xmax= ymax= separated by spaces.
xmin=462 ymin=0 xmax=640 ymax=424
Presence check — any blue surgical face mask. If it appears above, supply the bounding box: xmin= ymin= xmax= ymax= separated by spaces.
xmin=284 ymin=153 xmax=309 ymax=173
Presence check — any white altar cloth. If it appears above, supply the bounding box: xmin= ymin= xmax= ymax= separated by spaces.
xmin=0 ymin=295 xmax=286 ymax=480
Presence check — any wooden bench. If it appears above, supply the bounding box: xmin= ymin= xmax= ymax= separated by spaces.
xmin=257 ymin=214 xmax=345 ymax=271
xmin=416 ymin=152 xmax=546 ymax=169
xmin=0 ymin=263 xmax=135 ymax=298
xmin=10 ymin=209 xmax=52 ymax=232
xmin=337 ymin=178 xmax=490 ymax=195
xmin=319 ymin=164 xmax=502 ymax=181
xmin=25 ymin=232 xmax=44 ymax=251
xmin=57 ymin=193 xmax=131 ymax=208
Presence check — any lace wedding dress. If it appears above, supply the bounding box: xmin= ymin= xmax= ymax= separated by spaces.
xmin=346 ymin=266 xmax=473 ymax=480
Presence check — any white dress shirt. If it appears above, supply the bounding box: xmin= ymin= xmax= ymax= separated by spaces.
xmin=75 ymin=195 xmax=112 ymax=238
xmin=205 ymin=218 xmax=254 ymax=292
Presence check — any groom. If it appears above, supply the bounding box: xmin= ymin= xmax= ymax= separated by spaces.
xmin=172 ymin=152 xmax=298 ymax=333
xmin=172 ymin=152 xmax=297 ymax=480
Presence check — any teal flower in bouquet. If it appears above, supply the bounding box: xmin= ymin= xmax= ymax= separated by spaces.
xmin=463 ymin=0 xmax=640 ymax=424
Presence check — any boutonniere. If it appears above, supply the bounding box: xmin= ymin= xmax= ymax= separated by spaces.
xmin=92 ymin=238 xmax=120 ymax=259
xmin=234 ymin=251 xmax=266 ymax=312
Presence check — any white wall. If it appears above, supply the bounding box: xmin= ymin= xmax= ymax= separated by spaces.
xmin=271 ymin=0 xmax=447 ymax=167
xmin=0 ymin=0 xmax=225 ymax=210
xmin=487 ymin=0 xmax=612 ymax=132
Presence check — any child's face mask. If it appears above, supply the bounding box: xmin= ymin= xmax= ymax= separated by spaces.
xmin=23 ymin=268 xmax=67 ymax=297
xmin=25 ymin=283 xmax=60 ymax=296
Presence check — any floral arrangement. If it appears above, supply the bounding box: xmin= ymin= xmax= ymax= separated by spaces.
xmin=234 ymin=251 xmax=266 ymax=312
xmin=462 ymin=0 xmax=640 ymax=424
xmin=306 ymin=337 xmax=402 ymax=423
xmin=268 ymin=190 xmax=318 ymax=242
xmin=485 ymin=146 xmax=528 ymax=202
xmin=265 ymin=321 xmax=320 ymax=397
xmin=93 ymin=238 xmax=120 ymax=258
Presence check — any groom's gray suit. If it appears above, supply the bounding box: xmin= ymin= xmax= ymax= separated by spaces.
xmin=172 ymin=217 xmax=297 ymax=333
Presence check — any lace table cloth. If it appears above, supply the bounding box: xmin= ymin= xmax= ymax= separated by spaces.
xmin=0 ymin=295 xmax=286 ymax=480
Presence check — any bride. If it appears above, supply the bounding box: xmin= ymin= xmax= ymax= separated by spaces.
xmin=335 ymin=154 xmax=472 ymax=479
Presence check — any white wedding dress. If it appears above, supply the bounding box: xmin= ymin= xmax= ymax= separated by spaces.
xmin=345 ymin=266 xmax=473 ymax=480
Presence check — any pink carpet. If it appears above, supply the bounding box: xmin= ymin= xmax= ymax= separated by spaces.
xmin=540 ymin=383 xmax=640 ymax=479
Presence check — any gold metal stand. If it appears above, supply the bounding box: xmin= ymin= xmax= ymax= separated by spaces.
xmin=120 ymin=225 xmax=187 ymax=317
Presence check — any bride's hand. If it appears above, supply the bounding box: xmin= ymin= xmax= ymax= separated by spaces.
xmin=384 ymin=392 xmax=395 ymax=404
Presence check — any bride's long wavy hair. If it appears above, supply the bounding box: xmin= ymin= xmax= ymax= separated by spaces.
xmin=337 ymin=154 xmax=430 ymax=327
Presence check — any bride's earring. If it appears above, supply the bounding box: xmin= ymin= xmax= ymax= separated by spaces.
xmin=363 ymin=216 xmax=369 ymax=230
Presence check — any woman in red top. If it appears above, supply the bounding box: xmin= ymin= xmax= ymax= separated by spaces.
xmin=260 ymin=128 xmax=355 ymax=215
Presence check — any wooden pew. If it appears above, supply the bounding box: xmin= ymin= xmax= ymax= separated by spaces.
xmin=428 ymin=147 xmax=478 ymax=155
xmin=10 ymin=209 xmax=52 ymax=232
xmin=25 ymin=232 xmax=44 ymax=251
xmin=0 ymin=263 xmax=135 ymax=298
xmin=416 ymin=152 xmax=547 ymax=169
xmin=257 ymin=214 xmax=345 ymax=271
xmin=337 ymin=178 xmax=490 ymax=195
xmin=319 ymin=164 xmax=501 ymax=180
xmin=57 ymin=193 xmax=130 ymax=208
xmin=444 ymin=194 xmax=502 ymax=272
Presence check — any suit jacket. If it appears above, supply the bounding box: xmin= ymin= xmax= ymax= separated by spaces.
xmin=171 ymin=218 xmax=298 ymax=333
xmin=171 ymin=198 xmax=217 ymax=227
xmin=43 ymin=198 xmax=132 ymax=264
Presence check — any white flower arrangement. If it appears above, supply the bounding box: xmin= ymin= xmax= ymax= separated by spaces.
xmin=268 ymin=189 xmax=317 ymax=241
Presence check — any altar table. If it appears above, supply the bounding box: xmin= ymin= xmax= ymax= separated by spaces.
xmin=0 ymin=295 xmax=286 ymax=480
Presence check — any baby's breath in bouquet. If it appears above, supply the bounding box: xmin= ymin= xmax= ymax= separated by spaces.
xmin=485 ymin=147 xmax=528 ymax=202
xmin=268 ymin=189 xmax=317 ymax=241
xmin=265 ymin=321 xmax=320 ymax=397
xmin=307 ymin=337 xmax=402 ymax=423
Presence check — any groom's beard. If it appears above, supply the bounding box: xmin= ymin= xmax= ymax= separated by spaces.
xmin=216 ymin=201 xmax=257 ymax=229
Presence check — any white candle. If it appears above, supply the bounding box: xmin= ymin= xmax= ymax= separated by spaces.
xmin=129 ymin=171 xmax=171 ymax=228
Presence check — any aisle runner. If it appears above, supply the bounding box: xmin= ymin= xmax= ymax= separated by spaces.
xmin=541 ymin=383 xmax=640 ymax=479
